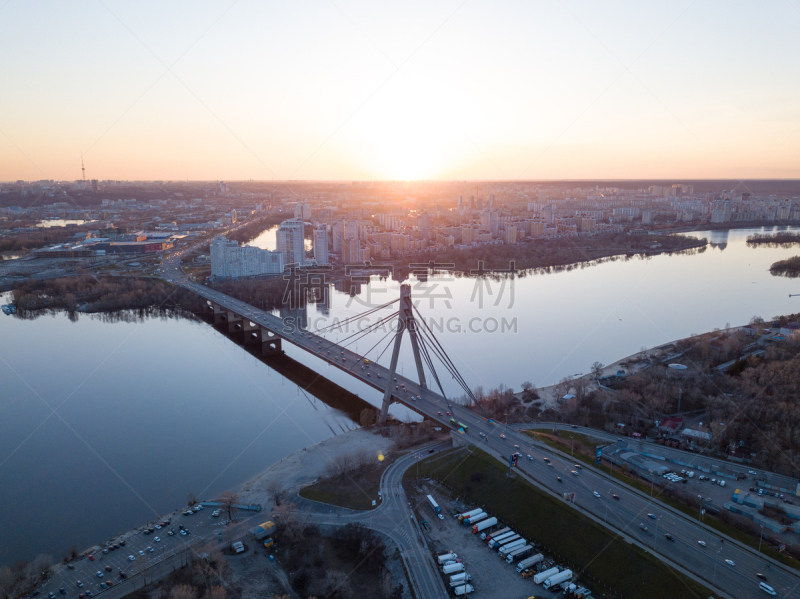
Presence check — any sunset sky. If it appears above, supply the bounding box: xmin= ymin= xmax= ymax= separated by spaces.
xmin=1 ymin=0 xmax=799 ymax=182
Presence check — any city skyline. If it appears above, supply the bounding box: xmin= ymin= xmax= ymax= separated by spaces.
xmin=1 ymin=1 xmax=799 ymax=182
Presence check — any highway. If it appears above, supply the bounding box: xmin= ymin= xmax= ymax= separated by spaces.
xmin=162 ymin=245 xmax=800 ymax=599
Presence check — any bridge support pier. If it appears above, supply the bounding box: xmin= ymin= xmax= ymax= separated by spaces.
xmin=227 ymin=310 xmax=242 ymax=334
xmin=242 ymin=319 xmax=283 ymax=356
xmin=212 ymin=303 xmax=228 ymax=325
xmin=378 ymin=284 xmax=428 ymax=425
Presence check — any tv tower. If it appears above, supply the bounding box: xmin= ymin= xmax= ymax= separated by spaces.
xmin=81 ymin=152 xmax=86 ymax=182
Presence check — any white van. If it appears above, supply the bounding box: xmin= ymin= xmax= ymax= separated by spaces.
xmin=720 ymin=480 xmax=726 ymax=487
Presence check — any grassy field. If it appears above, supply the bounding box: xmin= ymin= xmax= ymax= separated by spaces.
xmin=299 ymin=464 xmax=384 ymax=511
xmin=409 ymin=446 xmax=713 ymax=599
xmin=526 ymin=430 xmax=800 ymax=569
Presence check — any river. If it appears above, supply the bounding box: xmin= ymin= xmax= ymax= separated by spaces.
xmin=2 ymin=225 xmax=799 ymax=566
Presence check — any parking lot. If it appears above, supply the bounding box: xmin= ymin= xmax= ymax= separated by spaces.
xmin=33 ymin=505 xmax=253 ymax=599
xmin=413 ymin=482 xmax=566 ymax=599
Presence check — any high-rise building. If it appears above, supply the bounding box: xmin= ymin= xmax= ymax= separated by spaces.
xmin=230 ymin=209 xmax=237 ymax=223
xmin=641 ymin=210 xmax=653 ymax=225
xmin=276 ymin=218 xmax=306 ymax=268
xmin=313 ymin=227 xmax=328 ymax=265
xmin=503 ymin=225 xmax=517 ymax=244
xmin=294 ymin=203 xmax=311 ymax=220
xmin=461 ymin=225 xmax=475 ymax=245
xmin=210 ymin=236 xmax=283 ymax=279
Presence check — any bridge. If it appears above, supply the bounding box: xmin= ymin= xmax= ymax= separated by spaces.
xmin=162 ymin=249 xmax=800 ymax=599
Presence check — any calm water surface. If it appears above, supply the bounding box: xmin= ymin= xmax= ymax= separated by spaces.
xmin=2 ymin=226 xmax=799 ymax=565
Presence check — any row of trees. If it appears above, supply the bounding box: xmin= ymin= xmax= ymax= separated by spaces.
xmin=0 ymin=555 xmax=54 ymax=599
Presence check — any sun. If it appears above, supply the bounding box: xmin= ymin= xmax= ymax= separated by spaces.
xmin=377 ymin=136 xmax=442 ymax=180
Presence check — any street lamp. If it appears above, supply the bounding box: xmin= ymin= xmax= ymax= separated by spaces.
xmin=758 ymin=525 xmax=764 ymax=553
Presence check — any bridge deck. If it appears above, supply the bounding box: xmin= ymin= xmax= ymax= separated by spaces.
xmin=186 ymin=280 xmax=454 ymax=422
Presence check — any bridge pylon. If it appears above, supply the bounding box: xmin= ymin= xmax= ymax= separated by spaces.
xmin=378 ymin=283 xmax=427 ymax=424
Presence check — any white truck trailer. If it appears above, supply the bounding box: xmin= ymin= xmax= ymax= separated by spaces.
xmin=516 ymin=553 xmax=544 ymax=572
xmin=442 ymin=562 xmax=465 ymax=575
xmin=489 ymin=533 xmax=518 ymax=548
xmin=543 ymin=569 xmax=573 ymax=590
xmin=453 ymin=584 xmax=474 ymax=596
xmin=505 ymin=544 xmax=533 ymax=563
xmin=437 ymin=553 xmax=458 ymax=565
xmin=448 ymin=573 xmax=472 ymax=587
xmin=462 ymin=511 xmax=487 ymax=526
xmin=533 ymin=566 xmax=560 ymax=585
xmin=457 ymin=508 xmax=482 ymax=522
xmin=473 ymin=516 xmax=498 ymax=533
xmin=482 ymin=526 xmax=510 ymax=541
xmin=498 ymin=538 xmax=527 ymax=557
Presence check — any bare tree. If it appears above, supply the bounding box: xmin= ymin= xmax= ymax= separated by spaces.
xmin=591 ymin=361 xmax=604 ymax=380
xmin=187 ymin=493 xmax=197 ymax=506
xmin=169 ymin=585 xmax=197 ymax=599
xmin=217 ymin=491 xmax=238 ymax=522
xmin=267 ymin=479 xmax=284 ymax=506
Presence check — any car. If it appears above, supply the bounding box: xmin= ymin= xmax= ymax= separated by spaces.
xmin=138 ymin=550 xmax=144 ymax=556
xmin=478 ymin=432 xmax=486 ymax=437
xmin=180 ymin=530 xmax=188 ymax=536
xmin=612 ymin=494 xmax=620 ymax=500
xmin=49 ymin=593 xmax=56 ymax=599
xmin=105 ymin=581 xmax=113 ymax=588
xmin=437 ymin=411 xmax=442 ymax=416
xmin=664 ymin=533 xmax=674 ymax=541
xmin=500 ymin=434 xmax=506 ymax=439
xmin=128 ymin=555 xmax=135 ymax=561
xmin=155 ymin=525 xmax=161 ymax=530
xmin=572 ymin=424 xmax=577 ymax=428
xmin=147 ymin=547 xmax=154 ymax=552
xmin=67 ymin=565 xmax=75 ymax=571
xmin=76 ymin=582 xmax=83 ymax=589
xmin=571 ymin=470 xmax=578 ymax=476
xmin=725 ymin=559 xmax=735 ymax=567
xmin=119 ymin=540 xmax=126 ymax=546
xmin=79 ymin=594 xmax=86 ymax=599
xmin=647 ymin=513 xmax=656 ymax=520
xmin=438 ymin=514 xmax=444 ymax=520
xmin=154 ymin=537 xmax=161 ymax=542
xmin=102 ymin=549 xmax=108 ymax=554
xmin=59 ymin=590 xmax=66 ymax=596
xmin=760 ymin=582 xmax=777 ymax=596
xmin=639 ymin=524 xmax=648 ymax=531
xmin=88 ymin=555 xmax=95 ymax=561
xmin=527 ymin=455 xmax=533 ymax=460
xmin=698 ymin=541 xmax=706 ymax=547
xmin=96 ymin=571 xmax=103 ymax=578
xmin=593 ymin=492 xmax=601 ymax=498
xmin=574 ymin=464 xmax=582 ymax=469
xmin=104 ymin=566 xmax=112 ymax=573
xmin=100 ymin=583 xmax=107 ymax=590
xmin=543 ymin=457 xmax=550 ymax=462
xmin=557 ymin=476 xmax=563 ymax=482
xmin=119 ymin=573 xmax=127 ymax=580
xmin=547 ymin=462 xmax=554 ymax=467
xmin=756 ymin=573 xmax=767 ymax=581
xmin=514 ymin=444 xmax=520 ymax=449
xmin=446 ymin=411 xmax=451 ymax=416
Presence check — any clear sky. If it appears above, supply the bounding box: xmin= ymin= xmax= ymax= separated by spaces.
xmin=1 ymin=0 xmax=799 ymax=182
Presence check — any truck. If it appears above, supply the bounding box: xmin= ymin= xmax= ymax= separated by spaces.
xmin=442 ymin=562 xmax=465 ymax=575
xmin=543 ymin=569 xmax=573 ymax=590
xmin=516 ymin=553 xmax=544 ymax=573
xmin=533 ymin=567 xmax=560 ymax=585
xmin=453 ymin=584 xmax=474 ymax=596
xmin=457 ymin=508 xmax=482 ymax=522
xmin=482 ymin=526 xmax=510 ymax=541
xmin=426 ymin=494 xmax=441 ymax=514
xmin=463 ymin=512 xmax=487 ymax=526
xmin=498 ymin=539 xmax=527 ymax=556
xmin=489 ymin=533 xmax=518 ymax=548
xmin=473 ymin=516 xmax=497 ymax=533
xmin=449 ymin=572 xmax=472 ymax=585
xmin=437 ymin=553 xmax=458 ymax=565
xmin=505 ymin=544 xmax=533 ymax=563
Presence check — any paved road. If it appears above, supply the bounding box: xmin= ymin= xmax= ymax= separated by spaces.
xmin=296 ymin=442 xmax=451 ymax=599
xmin=514 ymin=422 xmax=800 ymax=494
xmin=161 ymin=244 xmax=800 ymax=599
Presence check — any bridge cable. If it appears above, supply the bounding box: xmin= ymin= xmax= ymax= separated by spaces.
xmin=312 ymin=298 xmax=399 ymax=335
